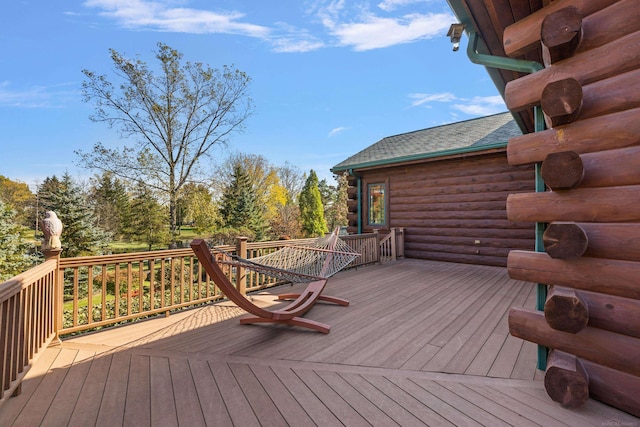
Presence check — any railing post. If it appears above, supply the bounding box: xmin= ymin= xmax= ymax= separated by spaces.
xmin=373 ymin=229 xmax=381 ymax=263
xmin=44 ymin=248 xmax=63 ymax=344
xmin=236 ymin=237 xmax=248 ymax=295
xmin=397 ymin=227 xmax=405 ymax=258
xmin=390 ymin=228 xmax=397 ymax=261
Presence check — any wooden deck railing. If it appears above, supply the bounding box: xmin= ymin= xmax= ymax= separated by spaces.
xmin=57 ymin=248 xmax=229 ymax=335
xmin=379 ymin=228 xmax=405 ymax=263
xmin=0 ymin=231 xmax=386 ymax=402
xmin=0 ymin=258 xmax=57 ymax=404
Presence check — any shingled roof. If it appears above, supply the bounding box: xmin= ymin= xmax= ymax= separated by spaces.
xmin=332 ymin=112 xmax=522 ymax=172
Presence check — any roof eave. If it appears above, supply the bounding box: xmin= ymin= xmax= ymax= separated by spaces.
xmin=331 ymin=141 xmax=507 ymax=174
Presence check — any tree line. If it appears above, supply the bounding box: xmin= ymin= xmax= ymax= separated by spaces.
xmin=0 ymin=165 xmax=347 ymax=278
xmin=0 ymin=42 xmax=349 ymax=280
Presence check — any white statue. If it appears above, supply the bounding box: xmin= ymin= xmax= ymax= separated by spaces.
xmin=42 ymin=211 xmax=63 ymax=251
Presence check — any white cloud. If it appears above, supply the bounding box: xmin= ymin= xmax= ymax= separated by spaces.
xmin=408 ymin=92 xmax=457 ymax=107
xmin=453 ymin=95 xmax=505 ymax=115
xmin=326 ymin=12 xmax=453 ymax=51
xmin=270 ymin=23 xmax=325 ymax=53
xmin=377 ymin=0 xmax=432 ymax=12
xmin=83 ymin=0 xmax=270 ymax=37
xmin=329 ymin=126 xmax=347 ymax=137
xmin=0 ymin=81 xmax=78 ymax=108
xmin=408 ymin=92 xmax=506 ymax=116
xmin=83 ymin=1 xmax=455 ymax=53
xmin=271 ymin=38 xmax=325 ymax=53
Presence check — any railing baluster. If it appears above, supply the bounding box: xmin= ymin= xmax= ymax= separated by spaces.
xmin=72 ymin=267 xmax=79 ymax=327
xmin=101 ymin=265 xmax=107 ymax=322
xmin=87 ymin=267 xmax=93 ymax=325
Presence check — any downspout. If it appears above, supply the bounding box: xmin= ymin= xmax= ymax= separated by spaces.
xmin=467 ymin=31 xmax=548 ymax=370
xmin=467 ymin=31 xmax=543 ymax=74
xmin=348 ymin=169 xmax=363 ymax=234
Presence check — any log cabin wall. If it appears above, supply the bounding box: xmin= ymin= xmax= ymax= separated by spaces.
xmin=502 ymin=0 xmax=640 ymax=416
xmin=347 ymin=152 xmax=535 ymax=267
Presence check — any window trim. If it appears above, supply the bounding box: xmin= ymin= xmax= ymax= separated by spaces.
xmin=365 ymin=180 xmax=388 ymax=228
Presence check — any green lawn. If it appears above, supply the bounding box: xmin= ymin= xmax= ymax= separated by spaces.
xmin=108 ymin=226 xmax=207 ymax=253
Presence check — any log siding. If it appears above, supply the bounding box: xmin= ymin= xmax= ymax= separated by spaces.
xmin=348 ymin=153 xmax=536 ymax=267
xmin=500 ymin=0 xmax=640 ymax=415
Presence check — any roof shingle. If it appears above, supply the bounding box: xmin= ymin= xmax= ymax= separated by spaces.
xmin=332 ymin=112 xmax=522 ymax=171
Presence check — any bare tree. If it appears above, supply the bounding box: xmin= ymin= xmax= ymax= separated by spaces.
xmin=77 ymin=43 xmax=253 ymax=244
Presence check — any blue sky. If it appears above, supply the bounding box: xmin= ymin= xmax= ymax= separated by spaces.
xmin=1 ymin=0 xmax=506 ymax=189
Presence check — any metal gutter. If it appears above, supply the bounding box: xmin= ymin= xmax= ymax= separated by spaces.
xmin=331 ymin=141 xmax=507 ymax=174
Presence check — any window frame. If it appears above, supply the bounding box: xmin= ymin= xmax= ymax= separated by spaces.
xmin=366 ymin=180 xmax=388 ymax=227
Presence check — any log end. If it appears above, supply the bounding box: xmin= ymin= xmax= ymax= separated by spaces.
xmin=540 ymin=151 xmax=584 ymax=190
xmin=541 ymin=6 xmax=583 ymax=65
xmin=543 ymin=221 xmax=588 ymax=258
xmin=544 ymin=286 xmax=589 ymax=333
xmin=545 ymin=351 xmax=589 ymax=408
xmin=541 ymin=78 xmax=583 ymax=128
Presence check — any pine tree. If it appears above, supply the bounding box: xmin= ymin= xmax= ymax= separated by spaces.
xmin=129 ymin=182 xmax=169 ymax=250
xmin=37 ymin=173 xmax=111 ymax=257
xmin=299 ymin=170 xmax=327 ymax=237
xmin=0 ymin=199 xmax=38 ymax=281
xmin=90 ymin=172 xmax=132 ymax=239
xmin=219 ymin=165 xmax=267 ymax=240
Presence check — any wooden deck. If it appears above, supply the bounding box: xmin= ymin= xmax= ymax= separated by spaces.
xmin=1 ymin=259 xmax=637 ymax=426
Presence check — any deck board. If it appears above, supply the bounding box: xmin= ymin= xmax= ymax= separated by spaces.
xmin=363 ymin=374 xmax=455 ymax=426
xmin=123 ymin=354 xmax=151 ymax=427
xmin=415 ymin=379 xmax=510 ymax=427
xmin=42 ymin=349 xmax=95 ymax=427
xmin=315 ymin=370 xmax=398 ymax=426
xmin=67 ymin=353 xmax=112 ymax=427
xmin=272 ymin=365 xmax=343 ymax=426
xmin=188 ymin=358 xmax=233 ymax=426
xmin=2 ymin=259 xmax=638 ymax=425
xmin=170 ymin=357 xmax=206 ymax=426
xmin=250 ymin=364 xmax=315 ymax=426
xmin=149 ymin=356 xmax=178 ymax=427
xmin=10 ymin=348 xmax=77 ymax=426
xmin=95 ymin=352 xmax=130 ymax=427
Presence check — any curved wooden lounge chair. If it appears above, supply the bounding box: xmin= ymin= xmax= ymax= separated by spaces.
xmin=190 ymin=239 xmax=349 ymax=333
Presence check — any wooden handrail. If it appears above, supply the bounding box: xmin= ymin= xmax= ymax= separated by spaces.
xmin=378 ymin=228 xmax=405 ymax=263
xmin=0 ymin=259 xmax=57 ymax=404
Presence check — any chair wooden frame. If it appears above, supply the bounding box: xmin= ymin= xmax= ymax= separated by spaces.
xmin=190 ymin=239 xmax=349 ymax=333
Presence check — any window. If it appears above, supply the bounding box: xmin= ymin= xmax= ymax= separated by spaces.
xmin=368 ymin=183 xmax=386 ymax=225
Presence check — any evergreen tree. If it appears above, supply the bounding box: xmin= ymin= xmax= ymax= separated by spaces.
xmin=219 ymin=165 xmax=267 ymax=240
xmin=0 ymin=199 xmax=38 ymax=281
xmin=37 ymin=173 xmax=111 ymax=257
xmin=90 ymin=172 xmax=132 ymax=239
xmin=129 ymin=182 xmax=169 ymax=250
xmin=298 ymin=170 xmax=327 ymax=237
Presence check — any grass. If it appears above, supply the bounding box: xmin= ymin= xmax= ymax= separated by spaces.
xmin=108 ymin=226 xmax=207 ymax=253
